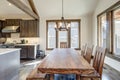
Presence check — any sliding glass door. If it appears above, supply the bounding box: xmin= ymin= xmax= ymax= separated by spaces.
xmin=113 ymin=8 xmax=120 ymax=55
xmin=98 ymin=14 xmax=107 ymax=48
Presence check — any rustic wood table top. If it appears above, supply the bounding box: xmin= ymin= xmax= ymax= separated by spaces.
xmin=38 ymin=48 xmax=94 ymax=74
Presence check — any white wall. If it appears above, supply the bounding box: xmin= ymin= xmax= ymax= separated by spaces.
xmin=39 ymin=14 xmax=93 ymax=54
xmin=92 ymin=0 xmax=120 ymax=72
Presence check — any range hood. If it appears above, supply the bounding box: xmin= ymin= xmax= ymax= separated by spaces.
xmin=2 ymin=26 xmax=20 ymax=33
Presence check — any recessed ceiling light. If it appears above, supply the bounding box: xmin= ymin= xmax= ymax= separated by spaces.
xmin=9 ymin=3 xmax=11 ymax=6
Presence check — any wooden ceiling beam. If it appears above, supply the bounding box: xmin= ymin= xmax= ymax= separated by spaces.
xmin=7 ymin=0 xmax=39 ymax=20
xmin=28 ymin=0 xmax=39 ymax=17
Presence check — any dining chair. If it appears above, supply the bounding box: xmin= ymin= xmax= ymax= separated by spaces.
xmin=83 ymin=45 xmax=94 ymax=63
xmin=60 ymin=42 xmax=68 ymax=48
xmin=81 ymin=44 xmax=87 ymax=56
xmin=80 ymin=47 xmax=107 ymax=80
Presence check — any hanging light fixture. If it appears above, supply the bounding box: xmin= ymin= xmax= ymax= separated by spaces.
xmin=55 ymin=0 xmax=70 ymax=31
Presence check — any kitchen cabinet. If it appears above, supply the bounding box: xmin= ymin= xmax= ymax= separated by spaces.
xmin=0 ymin=20 xmax=11 ymax=38
xmin=20 ymin=46 xmax=28 ymax=58
xmin=0 ymin=19 xmax=39 ymax=38
xmin=5 ymin=19 xmax=21 ymax=26
xmin=15 ymin=45 xmax=38 ymax=59
xmin=0 ymin=19 xmax=21 ymax=38
xmin=1 ymin=33 xmax=11 ymax=38
xmin=15 ymin=46 xmax=30 ymax=59
xmin=27 ymin=46 xmax=34 ymax=58
xmin=20 ymin=20 xmax=28 ymax=37
xmin=20 ymin=20 xmax=39 ymax=37
xmin=0 ymin=20 xmax=2 ymax=37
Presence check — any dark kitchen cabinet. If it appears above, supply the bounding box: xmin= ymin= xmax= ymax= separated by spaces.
xmin=20 ymin=46 xmax=28 ymax=58
xmin=6 ymin=19 xmax=21 ymax=26
xmin=1 ymin=19 xmax=39 ymax=38
xmin=0 ymin=19 xmax=21 ymax=38
xmin=20 ymin=20 xmax=39 ymax=37
xmin=3 ymin=19 xmax=21 ymax=37
xmin=27 ymin=46 xmax=34 ymax=58
xmin=15 ymin=46 xmax=28 ymax=58
xmin=28 ymin=20 xmax=39 ymax=37
xmin=15 ymin=45 xmax=35 ymax=59
xmin=20 ymin=20 xmax=28 ymax=37
xmin=1 ymin=33 xmax=11 ymax=38
xmin=0 ymin=20 xmax=11 ymax=38
xmin=0 ymin=20 xmax=2 ymax=37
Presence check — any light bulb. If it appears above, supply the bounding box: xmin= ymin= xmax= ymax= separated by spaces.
xmin=9 ymin=3 xmax=11 ymax=6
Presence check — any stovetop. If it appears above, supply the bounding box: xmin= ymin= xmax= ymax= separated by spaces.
xmin=0 ymin=43 xmax=15 ymax=48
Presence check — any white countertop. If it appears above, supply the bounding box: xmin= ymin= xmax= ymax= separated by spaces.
xmin=0 ymin=48 xmax=21 ymax=55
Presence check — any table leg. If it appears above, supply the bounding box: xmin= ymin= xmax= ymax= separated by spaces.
xmin=76 ymin=74 xmax=80 ymax=80
xmin=50 ymin=74 xmax=54 ymax=80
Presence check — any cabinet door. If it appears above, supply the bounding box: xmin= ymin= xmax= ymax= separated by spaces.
xmin=33 ymin=20 xmax=39 ymax=37
xmin=15 ymin=46 xmax=28 ymax=58
xmin=1 ymin=21 xmax=11 ymax=38
xmin=21 ymin=46 xmax=28 ymax=58
xmin=20 ymin=20 xmax=29 ymax=37
xmin=2 ymin=33 xmax=11 ymax=38
xmin=6 ymin=19 xmax=21 ymax=26
xmin=20 ymin=20 xmax=39 ymax=37
xmin=28 ymin=20 xmax=34 ymax=37
xmin=0 ymin=21 xmax=2 ymax=37
xmin=28 ymin=20 xmax=39 ymax=37
xmin=27 ymin=46 xmax=34 ymax=59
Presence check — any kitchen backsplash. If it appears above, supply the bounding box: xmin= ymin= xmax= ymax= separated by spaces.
xmin=6 ymin=38 xmax=40 ymax=44
xmin=6 ymin=33 xmax=40 ymax=44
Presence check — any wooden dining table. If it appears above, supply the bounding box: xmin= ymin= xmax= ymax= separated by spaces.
xmin=38 ymin=48 xmax=94 ymax=80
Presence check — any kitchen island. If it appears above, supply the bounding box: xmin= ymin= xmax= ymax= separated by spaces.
xmin=0 ymin=48 xmax=20 ymax=80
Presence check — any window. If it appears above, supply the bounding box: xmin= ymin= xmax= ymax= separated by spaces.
xmin=70 ymin=22 xmax=79 ymax=48
xmin=58 ymin=31 xmax=68 ymax=48
xmin=47 ymin=22 xmax=56 ymax=49
xmin=113 ymin=8 xmax=120 ymax=55
xmin=97 ymin=1 xmax=120 ymax=57
xmin=97 ymin=14 xmax=107 ymax=48
xmin=46 ymin=19 xmax=80 ymax=50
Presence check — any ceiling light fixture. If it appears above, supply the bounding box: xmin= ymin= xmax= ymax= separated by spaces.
xmin=8 ymin=3 xmax=11 ymax=6
xmin=55 ymin=0 xmax=70 ymax=31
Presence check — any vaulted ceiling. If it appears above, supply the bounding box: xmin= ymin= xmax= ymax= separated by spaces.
xmin=33 ymin=0 xmax=99 ymax=18
xmin=0 ymin=0 xmax=100 ymax=19
xmin=0 ymin=0 xmax=32 ymax=19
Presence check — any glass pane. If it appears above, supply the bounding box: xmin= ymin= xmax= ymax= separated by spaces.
xmin=58 ymin=31 xmax=68 ymax=48
xmin=70 ymin=22 xmax=79 ymax=48
xmin=99 ymin=14 xmax=107 ymax=48
xmin=48 ymin=22 xmax=56 ymax=48
xmin=113 ymin=8 xmax=120 ymax=55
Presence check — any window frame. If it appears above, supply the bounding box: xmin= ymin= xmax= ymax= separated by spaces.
xmin=46 ymin=19 xmax=81 ymax=50
xmin=97 ymin=1 xmax=120 ymax=54
xmin=97 ymin=13 xmax=107 ymax=47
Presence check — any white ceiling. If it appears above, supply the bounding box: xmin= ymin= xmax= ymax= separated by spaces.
xmin=0 ymin=0 xmax=32 ymax=19
xmin=0 ymin=0 xmax=99 ymax=19
xmin=33 ymin=0 xmax=99 ymax=18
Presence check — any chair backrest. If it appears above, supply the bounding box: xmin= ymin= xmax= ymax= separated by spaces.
xmin=81 ymin=44 xmax=87 ymax=56
xmin=84 ymin=45 xmax=94 ymax=63
xmin=60 ymin=42 xmax=68 ymax=48
xmin=93 ymin=47 xmax=107 ymax=76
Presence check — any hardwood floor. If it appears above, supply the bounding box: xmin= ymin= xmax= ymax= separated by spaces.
xmin=102 ymin=65 xmax=120 ymax=80
xmin=12 ymin=58 xmax=120 ymax=80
